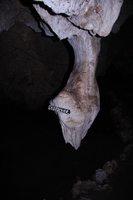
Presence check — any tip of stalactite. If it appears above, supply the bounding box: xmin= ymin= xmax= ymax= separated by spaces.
xmin=71 ymin=141 xmax=80 ymax=150
xmin=66 ymin=141 xmax=80 ymax=150
xmin=64 ymin=134 xmax=82 ymax=150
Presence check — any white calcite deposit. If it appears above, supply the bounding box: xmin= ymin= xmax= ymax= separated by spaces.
xmin=33 ymin=0 xmax=123 ymax=149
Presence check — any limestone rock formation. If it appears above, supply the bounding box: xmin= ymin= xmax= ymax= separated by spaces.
xmin=33 ymin=0 xmax=123 ymax=149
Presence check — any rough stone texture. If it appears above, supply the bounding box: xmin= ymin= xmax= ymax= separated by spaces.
xmin=34 ymin=0 xmax=123 ymax=37
xmin=33 ymin=0 xmax=123 ymax=149
xmin=0 ymin=0 xmax=41 ymax=33
xmin=50 ymin=33 xmax=100 ymax=149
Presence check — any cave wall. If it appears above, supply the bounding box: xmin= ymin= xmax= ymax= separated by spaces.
xmin=0 ymin=0 xmax=69 ymax=110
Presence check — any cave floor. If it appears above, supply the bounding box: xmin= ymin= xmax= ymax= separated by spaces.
xmin=1 ymin=65 xmax=133 ymax=200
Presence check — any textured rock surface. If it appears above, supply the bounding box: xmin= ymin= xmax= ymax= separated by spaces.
xmin=0 ymin=0 xmax=41 ymax=33
xmin=33 ymin=0 xmax=123 ymax=148
xmin=34 ymin=0 xmax=123 ymax=36
xmin=50 ymin=33 xmax=100 ymax=149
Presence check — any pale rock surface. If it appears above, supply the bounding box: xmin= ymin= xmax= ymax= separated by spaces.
xmin=34 ymin=0 xmax=123 ymax=36
xmin=50 ymin=33 xmax=100 ymax=149
xmin=33 ymin=0 xmax=123 ymax=149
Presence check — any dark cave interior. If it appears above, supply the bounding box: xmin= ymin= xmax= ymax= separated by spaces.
xmin=1 ymin=1 xmax=133 ymax=200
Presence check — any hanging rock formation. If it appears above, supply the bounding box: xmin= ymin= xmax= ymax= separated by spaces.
xmin=33 ymin=0 xmax=123 ymax=149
